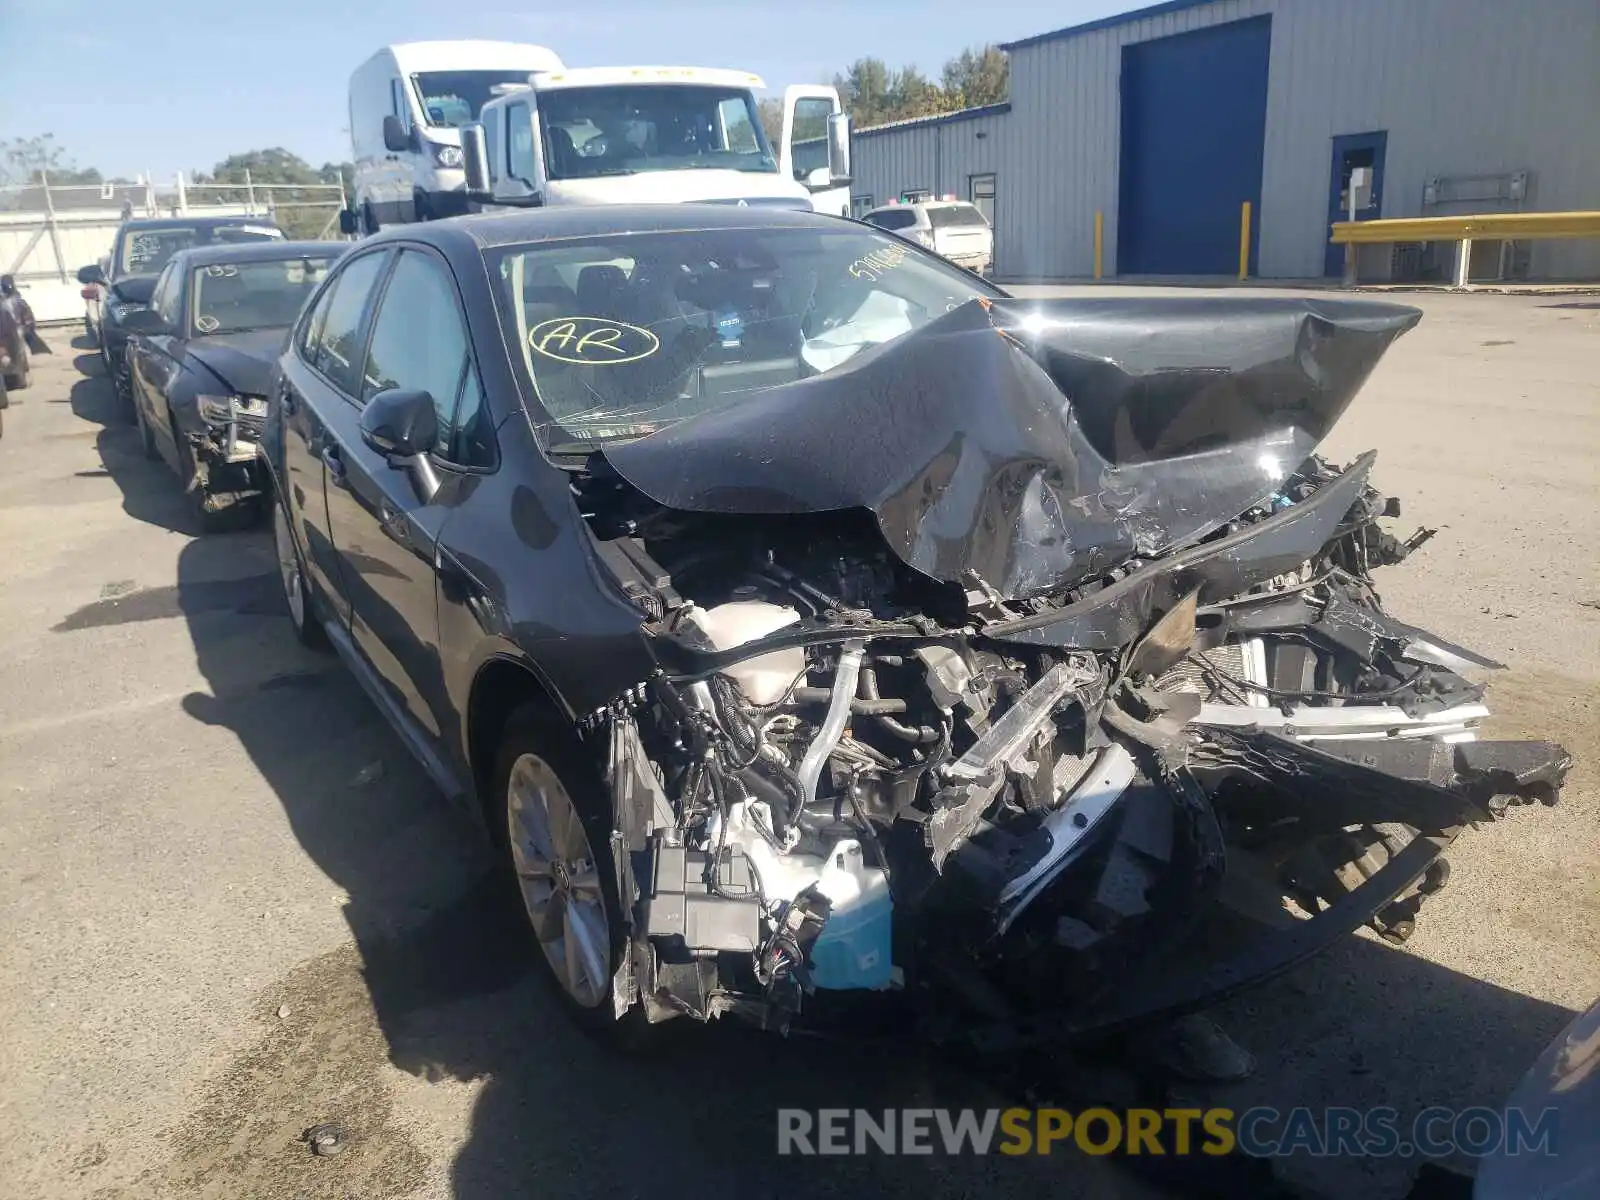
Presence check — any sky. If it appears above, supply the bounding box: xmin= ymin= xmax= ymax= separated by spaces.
xmin=0 ymin=0 xmax=1141 ymax=181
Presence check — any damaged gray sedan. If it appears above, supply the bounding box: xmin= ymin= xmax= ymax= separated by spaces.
xmin=265 ymin=206 xmax=1570 ymax=1050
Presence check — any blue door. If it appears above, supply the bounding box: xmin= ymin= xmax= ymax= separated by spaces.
xmin=1324 ymin=131 xmax=1388 ymax=276
xmin=1117 ymin=17 xmax=1272 ymax=276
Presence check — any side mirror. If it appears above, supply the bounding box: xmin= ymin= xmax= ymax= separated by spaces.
xmin=382 ymin=115 xmax=410 ymax=154
xmin=461 ymin=124 xmax=491 ymax=194
xmin=78 ymin=263 xmax=107 ymax=286
xmin=0 ymin=275 xmax=15 ymax=296
xmin=119 ymin=308 xmax=167 ymax=335
xmin=826 ymin=112 xmax=853 ymax=186
xmin=338 ymin=209 xmax=358 ymax=236
xmin=360 ymin=387 xmax=437 ymax=460
xmin=804 ymin=166 xmax=832 ymax=191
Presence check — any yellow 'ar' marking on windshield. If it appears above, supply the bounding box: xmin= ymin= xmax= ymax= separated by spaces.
xmin=529 ymin=316 xmax=660 ymax=365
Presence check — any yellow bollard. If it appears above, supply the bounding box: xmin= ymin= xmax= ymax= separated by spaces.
xmin=1238 ymin=201 xmax=1252 ymax=280
xmin=1093 ymin=210 xmax=1104 ymax=280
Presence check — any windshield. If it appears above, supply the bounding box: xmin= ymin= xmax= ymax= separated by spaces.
xmin=537 ymin=85 xmax=776 ymax=180
xmin=489 ymin=224 xmax=998 ymax=447
xmin=190 ymin=256 xmax=335 ymax=336
xmin=413 ymin=70 xmax=535 ymax=127
xmin=116 ymin=224 xmax=283 ymax=278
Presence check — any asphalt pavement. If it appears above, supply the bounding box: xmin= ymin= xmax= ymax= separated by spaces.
xmin=0 ymin=291 xmax=1595 ymax=1200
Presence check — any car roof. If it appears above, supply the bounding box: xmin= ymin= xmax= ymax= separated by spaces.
xmin=168 ymin=240 xmax=348 ymax=269
xmin=370 ymin=203 xmax=854 ymax=252
xmin=117 ymin=215 xmax=285 ymax=233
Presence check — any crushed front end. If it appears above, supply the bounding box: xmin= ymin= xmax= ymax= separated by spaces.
xmin=564 ymin=297 xmax=1571 ymax=1042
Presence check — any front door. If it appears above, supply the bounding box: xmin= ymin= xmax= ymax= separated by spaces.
xmin=1325 ymin=131 xmax=1388 ymax=276
xmin=323 ymin=246 xmax=477 ymax=745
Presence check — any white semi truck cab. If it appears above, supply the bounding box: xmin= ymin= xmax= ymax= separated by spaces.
xmin=460 ymin=67 xmax=853 ymax=216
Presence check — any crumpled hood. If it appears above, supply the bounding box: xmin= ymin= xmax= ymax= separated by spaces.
xmin=186 ymin=328 xmax=288 ymax=397
xmin=600 ymin=296 xmax=1420 ymax=600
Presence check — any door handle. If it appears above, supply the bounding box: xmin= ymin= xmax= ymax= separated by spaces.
xmin=325 ymin=441 xmax=348 ymax=487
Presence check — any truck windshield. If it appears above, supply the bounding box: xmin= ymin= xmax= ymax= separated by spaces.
xmin=537 ymin=85 xmax=777 ymax=180
xmin=413 ymin=70 xmax=536 ymax=127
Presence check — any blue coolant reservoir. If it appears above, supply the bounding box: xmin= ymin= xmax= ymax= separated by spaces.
xmin=807 ymin=841 xmax=894 ymax=990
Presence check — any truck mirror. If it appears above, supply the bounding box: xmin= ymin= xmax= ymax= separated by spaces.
xmin=461 ymin=124 xmax=491 ymax=194
xmin=826 ymin=112 xmax=853 ymax=186
xmin=337 ymin=209 xmax=359 ymax=237
xmin=382 ymin=115 xmax=410 ymax=154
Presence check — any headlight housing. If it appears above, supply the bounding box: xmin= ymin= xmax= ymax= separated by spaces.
xmin=431 ymin=142 xmax=464 ymax=168
xmin=196 ymin=394 xmax=267 ymax=425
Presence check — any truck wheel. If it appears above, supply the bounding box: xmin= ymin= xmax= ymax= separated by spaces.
xmin=361 ymin=203 xmax=380 ymax=236
xmin=494 ymin=704 xmax=652 ymax=1044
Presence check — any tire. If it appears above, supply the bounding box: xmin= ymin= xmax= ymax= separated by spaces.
xmin=273 ymin=499 xmax=330 ymax=651
xmin=494 ymin=704 xmax=650 ymax=1043
xmin=5 ymin=341 xmax=28 ymax=391
xmin=133 ymin=391 xmax=159 ymax=460
xmin=361 ymin=202 xmax=380 ymax=237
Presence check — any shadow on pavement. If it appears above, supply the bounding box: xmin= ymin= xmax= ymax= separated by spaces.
xmin=65 ymin=356 xmax=1579 ymax=1200
xmin=68 ymin=347 xmax=203 ymax=536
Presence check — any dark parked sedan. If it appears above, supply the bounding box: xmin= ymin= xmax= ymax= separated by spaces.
xmin=77 ymin=215 xmax=286 ymax=414
xmin=125 ymin=240 xmax=344 ymax=529
xmin=263 ymin=205 xmax=1565 ymax=1050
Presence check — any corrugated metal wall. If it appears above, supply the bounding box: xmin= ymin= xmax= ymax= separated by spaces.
xmin=1258 ymin=0 xmax=1600 ymax=279
xmin=995 ymin=0 xmax=1274 ymax=278
xmin=852 ymin=0 xmax=1600 ymax=280
xmin=848 ymin=108 xmax=1010 ymax=215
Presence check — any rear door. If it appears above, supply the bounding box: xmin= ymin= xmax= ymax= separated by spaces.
xmin=322 ymin=246 xmax=482 ymax=744
xmin=277 ymin=247 xmax=392 ymax=624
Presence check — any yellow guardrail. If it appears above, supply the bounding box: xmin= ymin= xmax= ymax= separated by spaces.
xmin=1330 ymin=211 xmax=1600 ymax=245
xmin=1329 ymin=210 xmax=1600 ymax=286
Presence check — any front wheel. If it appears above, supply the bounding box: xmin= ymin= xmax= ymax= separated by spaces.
xmin=495 ymin=706 xmax=648 ymax=1042
xmin=133 ymin=391 xmax=159 ymax=460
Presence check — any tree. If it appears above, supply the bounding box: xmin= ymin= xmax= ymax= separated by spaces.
xmin=827 ymin=45 xmax=1011 ymax=131
xmin=833 ymin=58 xmax=896 ymax=128
xmin=0 ymin=135 xmax=104 ymax=186
xmin=941 ymin=45 xmax=1010 ymax=109
xmin=190 ymin=148 xmax=348 ymax=239
xmin=757 ymin=98 xmax=785 ymax=149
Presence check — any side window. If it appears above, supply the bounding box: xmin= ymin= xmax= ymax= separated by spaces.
xmin=150 ymin=265 xmax=181 ymax=328
xmin=360 ymin=249 xmax=492 ymax=465
xmin=507 ymin=102 xmax=536 ymax=183
xmin=310 ymin=251 xmax=388 ymax=396
xmin=297 ymin=274 xmax=337 ymax=359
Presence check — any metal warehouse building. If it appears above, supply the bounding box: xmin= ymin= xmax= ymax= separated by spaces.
xmin=848 ymin=0 xmax=1600 ymax=281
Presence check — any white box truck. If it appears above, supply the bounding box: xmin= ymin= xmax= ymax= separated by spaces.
xmin=349 ymin=41 xmax=568 ymax=232
xmin=349 ymin=45 xmax=852 ymax=230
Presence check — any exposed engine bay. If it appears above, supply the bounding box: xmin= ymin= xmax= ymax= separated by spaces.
xmin=567 ymin=297 xmax=1572 ymax=1041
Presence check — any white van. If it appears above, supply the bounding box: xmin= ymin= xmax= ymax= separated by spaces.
xmin=350 ymin=41 xmax=566 ymax=232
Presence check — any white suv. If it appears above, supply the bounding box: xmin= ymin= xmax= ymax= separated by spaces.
xmin=862 ymin=199 xmax=993 ymax=276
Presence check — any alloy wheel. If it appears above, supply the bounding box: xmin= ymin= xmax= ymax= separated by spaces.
xmin=506 ymin=753 xmax=611 ymax=1009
